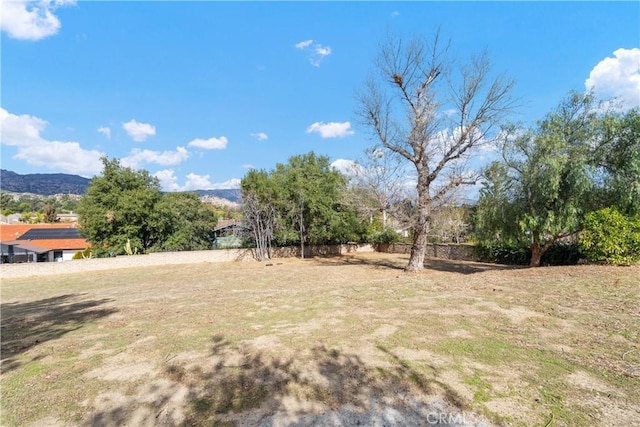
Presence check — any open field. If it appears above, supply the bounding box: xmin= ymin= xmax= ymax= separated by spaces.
xmin=1 ymin=253 xmax=639 ymax=426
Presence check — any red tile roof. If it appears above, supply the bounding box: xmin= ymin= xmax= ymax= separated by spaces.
xmin=0 ymin=224 xmax=77 ymax=242
xmin=29 ymin=239 xmax=89 ymax=251
xmin=0 ymin=224 xmax=88 ymax=251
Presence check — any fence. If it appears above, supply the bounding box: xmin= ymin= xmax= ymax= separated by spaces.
xmin=378 ymin=243 xmax=478 ymax=261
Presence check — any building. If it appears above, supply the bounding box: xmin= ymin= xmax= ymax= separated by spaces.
xmin=0 ymin=224 xmax=89 ymax=263
xmin=212 ymin=220 xmax=245 ymax=249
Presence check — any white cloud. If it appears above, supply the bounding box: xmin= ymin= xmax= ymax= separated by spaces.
xmin=242 ymin=164 xmax=255 ymax=169
xmin=315 ymin=44 xmax=331 ymax=56
xmin=153 ymin=170 xmax=241 ymax=192
xmin=330 ymin=158 xmax=361 ymax=176
xmin=250 ymin=132 xmax=268 ymax=141
xmin=153 ymin=169 xmax=181 ymax=192
xmin=311 ymin=44 xmax=332 ymax=67
xmin=295 ymin=39 xmax=332 ymax=67
xmin=0 ymin=107 xmax=46 ymax=146
xmin=185 ymin=174 xmax=241 ymax=190
xmin=0 ymin=107 xmax=103 ymax=176
xmin=183 ymin=173 xmax=215 ymax=191
xmin=122 ymin=119 xmax=156 ymax=142
xmin=0 ymin=0 xmax=75 ymax=41
xmin=208 ymin=177 xmax=241 ymax=190
xmin=121 ymin=146 xmax=189 ymax=169
xmin=188 ymin=136 xmax=228 ymax=150
xmin=442 ymin=108 xmax=458 ymax=118
xmin=585 ymin=48 xmax=640 ymax=110
xmin=14 ymin=140 xmax=103 ymax=176
xmin=391 ymin=11 xmax=400 ymax=17
xmin=295 ymin=39 xmax=313 ymax=49
xmin=97 ymin=126 xmax=111 ymax=138
xmin=306 ymin=121 xmax=355 ymax=138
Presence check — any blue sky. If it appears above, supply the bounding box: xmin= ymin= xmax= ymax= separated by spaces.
xmin=1 ymin=1 xmax=639 ymax=192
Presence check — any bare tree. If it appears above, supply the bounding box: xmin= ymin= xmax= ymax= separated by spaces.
xmin=429 ymin=205 xmax=470 ymax=243
xmin=358 ymin=32 xmax=515 ymax=271
xmin=345 ymin=147 xmax=409 ymax=229
xmin=242 ymin=192 xmax=277 ymax=261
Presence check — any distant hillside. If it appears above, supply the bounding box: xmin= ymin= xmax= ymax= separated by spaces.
xmin=0 ymin=169 xmax=242 ymax=203
xmin=196 ymin=189 xmax=242 ymax=204
xmin=1 ymin=169 xmax=90 ymax=195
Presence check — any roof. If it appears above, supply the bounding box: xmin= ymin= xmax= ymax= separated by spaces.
xmin=0 ymin=223 xmax=77 ymax=242
xmin=29 ymin=239 xmax=89 ymax=251
xmin=213 ymin=221 xmax=245 ymax=233
xmin=18 ymin=228 xmax=83 ymax=240
xmin=0 ymin=224 xmax=88 ymax=252
xmin=1 ymin=241 xmax=50 ymax=254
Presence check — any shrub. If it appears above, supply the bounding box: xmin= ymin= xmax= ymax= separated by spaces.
xmin=475 ymin=242 xmax=581 ymax=266
xmin=474 ymin=244 xmax=529 ymax=265
xmin=72 ymin=247 xmax=93 ymax=260
xmin=580 ymin=208 xmax=640 ymax=265
xmin=370 ymin=228 xmax=402 ymax=244
xmin=541 ymin=242 xmax=582 ymax=266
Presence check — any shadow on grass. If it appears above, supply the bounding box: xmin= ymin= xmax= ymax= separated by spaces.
xmin=85 ymin=335 xmax=474 ymax=426
xmin=311 ymin=254 xmax=408 ymax=271
xmin=424 ymin=258 xmax=523 ymax=275
xmin=1 ymin=294 xmax=117 ymax=372
xmin=312 ymin=254 xmax=520 ymax=275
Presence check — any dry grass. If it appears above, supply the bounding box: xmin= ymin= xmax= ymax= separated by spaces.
xmin=1 ymin=253 xmax=638 ymax=426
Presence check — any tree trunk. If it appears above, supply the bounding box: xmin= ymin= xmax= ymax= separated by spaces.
xmin=530 ymin=235 xmax=556 ymax=267
xmin=406 ymin=185 xmax=431 ymax=271
xmin=530 ymin=242 xmax=543 ymax=267
xmin=299 ymin=212 xmax=305 ymax=260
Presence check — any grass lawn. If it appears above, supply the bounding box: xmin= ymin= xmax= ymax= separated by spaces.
xmin=1 ymin=253 xmax=638 ymax=426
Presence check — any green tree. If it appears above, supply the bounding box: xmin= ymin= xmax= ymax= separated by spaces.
xmin=1 ymin=192 xmax=16 ymax=215
xmin=580 ymin=207 xmax=640 ymax=265
xmin=476 ymin=92 xmax=600 ymax=266
xmin=241 ymin=152 xmax=366 ymax=257
xmin=591 ymin=109 xmax=640 ymax=215
xmin=152 ymin=192 xmax=218 ymax=252
xmin=273 ymin=152 xmax=364 ymax=254
xmin=43 ymin=204 xmax=57 ymax=223
xmin=358 ymin=32 xmax=515 ymax=271
xmin=77 ymin=157 xmax=164 ymax=255
xmin=473 ymin=162 xmax=520 ymax=247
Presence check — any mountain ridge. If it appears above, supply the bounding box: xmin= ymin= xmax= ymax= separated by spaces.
xmin=0 ymin=169 xmax=241 ymax=203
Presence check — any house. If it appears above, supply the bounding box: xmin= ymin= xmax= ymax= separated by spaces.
xmin=212 ymin=220 xmax=245 ymax=249
xmin=0 ymin=224 xmax=89 ymax=263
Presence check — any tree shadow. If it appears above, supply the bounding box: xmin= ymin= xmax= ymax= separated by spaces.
xmin=311 ymin=254 xmax=521 ymax=275
xmin=84 ymin=335 xmax=477 ymax=426
xmin=1 ymin=294 xmax=117 ymax=372
xmin=310 ymin=254 xmax=408 ymax=271
xmin=423 ymin=258 xmax=524 ymax=275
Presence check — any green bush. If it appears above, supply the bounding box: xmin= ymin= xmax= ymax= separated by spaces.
xmin=580 ymin=208 xmax=640 ymax=265
xmin=475 ymin=242 xmax=581 ymax=266
xmin=72 ymin=247 xmax=93 ymax=260
xmin=370 ymin=228 xmax=402 ymax=244
xmin=474 ymin=244 xmax=529 ymax=265
xmin=541 ymin=242 xmax=582 ymax=266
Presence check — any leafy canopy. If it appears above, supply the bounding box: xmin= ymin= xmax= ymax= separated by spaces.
xmin=78 ymin=157 xmax=217 ymax=254
xmin=241 ymin=152 xmax=366 ymax=248
xmin=475 ymin=92 xmax=598 ymax=266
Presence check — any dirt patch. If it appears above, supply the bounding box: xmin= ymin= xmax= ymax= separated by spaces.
xmin=566 ymin=371 xmax=616 ymax=394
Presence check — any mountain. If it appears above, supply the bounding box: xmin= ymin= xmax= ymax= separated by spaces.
xmin=0 ymin=169 xmax=242 ymax=203
xmin=195 ymin=189 xmax=242 ymax=204
xmin=1 ymin=169 xmax=90 ymax=195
